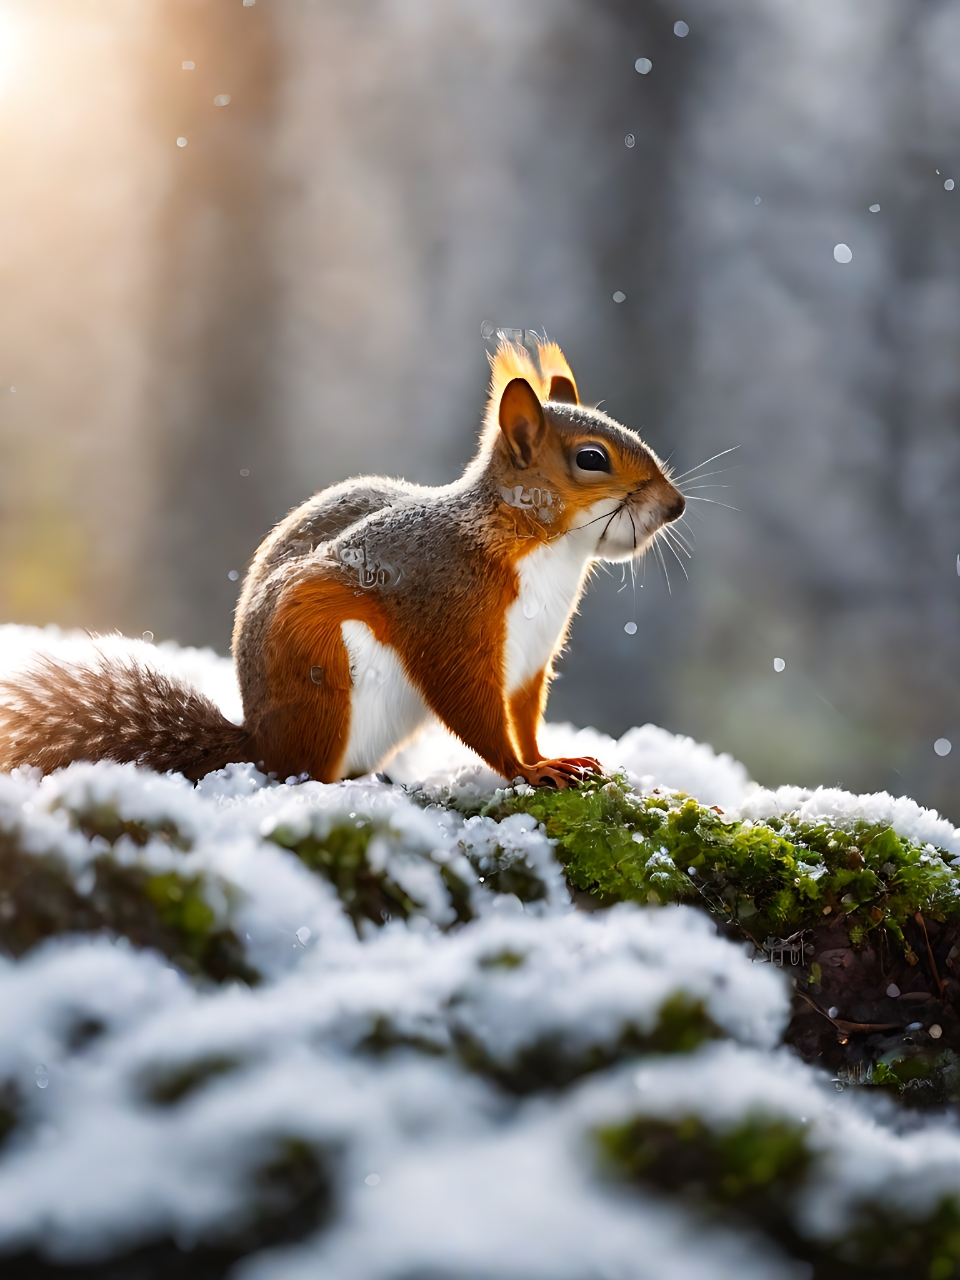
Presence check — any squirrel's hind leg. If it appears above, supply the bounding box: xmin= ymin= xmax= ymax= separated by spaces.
xmin=255 ymin=575 xmax=373 ymax=782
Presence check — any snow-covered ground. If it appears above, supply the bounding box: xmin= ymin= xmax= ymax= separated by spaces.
xmin=1 ymin=625 xmax=960 ymax=1277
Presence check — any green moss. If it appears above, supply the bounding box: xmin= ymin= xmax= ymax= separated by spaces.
xmin=231 ymin=1137 xmax=335 ymax=1252
xmin=141 ymin=1054 xmax=242 ymax=1106
xmin=0 ymin=828 xmax=256 ymax=985
xmin=267 ymin=819 xmax=474 ymax=932
xmin=598 ymin=1111 xmax=811 ymax=1220
xmin=56 ymin=798 xmax=191 ymax=851
xmin=477 ymin=948 xmax=527 ymax=970
xmin=268 ymin=821 xmax=422 ymax=932
xmin=461 ymin=841 xmax=547 ymax=903
xmin=454 ymin=992 xmax=721 ymax=1094
xmin=868 ymin=1049 xmax=960 ymax=1105
xmin=485 ymin=775 xmax=960 ymax=957
xmin=599 ymin=1108 xmax=960 ymax=1275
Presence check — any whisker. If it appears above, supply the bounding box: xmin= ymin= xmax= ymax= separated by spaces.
xmin=567 ymin=501 xmax=628 ymax=535
xmin=663 ymin=521 xmax=693 ymax=554
xmin=600 ymin=499 xmax=630 ymax=546
xmin=675 ymin=466 xmax=742 ymax=488
xmin=662 ymin=526 xmax=692 ymax=559
xmin=659 ymin=529 xmax=690 ymax=581
xmin=653 ymin=538 xmax=672 ymax=594
xmin=678 ymin=483 xmax=731 ymax=492
xmin=670 ymin=446 xmax=740 ymax=484
xmin=684 ymin=495 xmax=741 ymax=512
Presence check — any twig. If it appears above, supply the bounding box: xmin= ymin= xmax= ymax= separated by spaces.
xmin=915 ymin=911 xmax=946 ymax=997
xmin=794 ymin=988 xmax=899 ymax=1034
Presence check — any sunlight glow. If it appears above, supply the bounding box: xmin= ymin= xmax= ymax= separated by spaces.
xmin=0 ymin=10 xmax=24 ymax=99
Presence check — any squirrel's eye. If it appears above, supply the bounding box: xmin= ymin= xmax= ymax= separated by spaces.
xmin=575 ymin=446 xmax=610 ymax=473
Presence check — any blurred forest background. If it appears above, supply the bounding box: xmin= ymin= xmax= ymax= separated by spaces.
xmin=0 ymin=0 xmax=959 ymax=816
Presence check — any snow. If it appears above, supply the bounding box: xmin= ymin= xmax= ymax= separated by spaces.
xmin=1 ymin=625 xmax=960 ymax=1274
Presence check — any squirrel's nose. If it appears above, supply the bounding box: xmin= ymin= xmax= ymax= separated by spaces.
xmin=662 ymin=488 xmax=685 ymax=523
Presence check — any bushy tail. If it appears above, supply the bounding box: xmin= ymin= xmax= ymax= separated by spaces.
xmin=0 ymin=651 xmax=253 ymax=780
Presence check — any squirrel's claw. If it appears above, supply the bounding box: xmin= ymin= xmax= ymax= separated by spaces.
xmin=519 ymin=756 xmax=602 ymax=789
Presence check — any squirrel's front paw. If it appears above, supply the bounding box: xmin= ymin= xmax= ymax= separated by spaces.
xmin=519 ymin=757 xmax=601 ymax=789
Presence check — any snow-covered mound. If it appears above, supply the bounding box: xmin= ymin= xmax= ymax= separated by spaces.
xmin=1 ymin=626 xmax=960 ymax=1278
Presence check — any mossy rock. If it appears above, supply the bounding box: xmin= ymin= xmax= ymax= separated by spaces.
xmin=453 ymin=991 xmax=722 ymax=1094
xmin=0 ymin=827 xmax=255 ymax=985
xmin=1 ymin=1135 xmax=333 ymax=1280
xmin=267 ymin=817 xmax=474 ymax=932
xmin=598 ymin=1108 xmax=960 ymax=1277
xmin=487 ymin=775 xmax=960 ymax=1100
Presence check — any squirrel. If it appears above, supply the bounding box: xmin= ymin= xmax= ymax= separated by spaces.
xmin=0 ymin=340 xmax=684 ymax=789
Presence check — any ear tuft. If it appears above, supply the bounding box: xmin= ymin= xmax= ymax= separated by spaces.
xmin=537 ymin=341 xmax=579 ymax=404
xmin=499 ymin=378 xmax=545 ymax=469
xmin=485 ymin=341 xmax=546 ymax=432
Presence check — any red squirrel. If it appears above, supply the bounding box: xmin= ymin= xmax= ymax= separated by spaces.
xmin=0 ymin=341 xmax=684 ymax=788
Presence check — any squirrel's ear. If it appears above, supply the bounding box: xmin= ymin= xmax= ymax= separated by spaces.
xmin=548 ymin=374 xmax=578 ymax=404
xmin=499 ymin=378 xmax=546 ymax=470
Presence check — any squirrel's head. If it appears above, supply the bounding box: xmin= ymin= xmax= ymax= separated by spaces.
xmin=482 ymin=340 xmax=685 ymax=563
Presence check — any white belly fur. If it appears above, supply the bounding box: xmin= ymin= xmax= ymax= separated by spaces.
xmin=339 ymin=620 xmax=430 ymax=776
xmin=503 ymin=532 xmax=595 ymax=695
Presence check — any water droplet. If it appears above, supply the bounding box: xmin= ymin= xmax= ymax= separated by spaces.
xmin=773 ymin=657 xmax=785 ymax=672
xmin=907 ymin=1021 xmax=923 ymax=1032
xmin=754 ymin=196 xmax=761 ymax=205
xmin=242 ymin=0 xmax=256 ymax=6
xmin=365 ymin=1173 xmax=380 ymax=1186
xmin=35 ymin=1064 xmax=46 ymax=1075
xmin=295 ymin=926 xmax=311 ymax=945
xmin=687 ymin=867 xmax=696 ymax=876
xmin=931 ymin=1024 xmax=943 ymax=1039
xmin=835 ymin=1082 xmax=844 ymax=1091
xmin=239 ymin=468 xmax=249 ymax=476
xmin=624 ymin=621 xmax=637 ymax=635
xmin=36 ymin=1076 xmax=48 ymax=1089
xmin=612 ymin=290 xmax=626 ymax=303
xmin=828 ymin=1006 xmax=838 ymax=1018
xmin=182 ymin=60 xmax=195 ymax=70
xmin=310 ymin=666 xmax=323 ymax=685
xmin=142 ymin=630 xmax=154 ymax=642
xmin=934 ymin=738 xmax=952 ymax=757
xmin=176 ymin=136 xmax=188 ymax=147
xmin=522 ymin=598 xmax=541 ymax=619
xmin=480 ymin=321 xmax=495 ymax=340
xmin=886 ymin=983 xmax=900 ymax=998
xmin=956 ymin=553 xmax=960 ymax=577
xmin=869 ymin=203 xmax=880 ymax=212
xmin=673 ymin=20 xmax=689 ymax=36
xmin=228 ymin=569 xmax=240 ymax=581
xmin=624 ymin=133 xmax=635 ymax=148
xmin=833 ymin=243 xmax=853 ymax=264
xmin=214 ymin=94 xmax=231 ymax=107
xmin=635 ymin=57 xmax=652 ymax=74
xmin=9 ymin=387 xmax=14 ymax=392
xmin=822 ymin=906 xmax=832 ymax=914
xmin=946 ymin=179 xmax=955 ymax=191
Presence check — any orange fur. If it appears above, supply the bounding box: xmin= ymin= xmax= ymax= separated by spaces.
xmin=257 ymin=577 xmax=392 ymax=782
xmin=509 ymin=668 xmax=548 ymax=764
